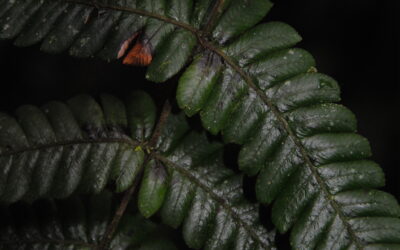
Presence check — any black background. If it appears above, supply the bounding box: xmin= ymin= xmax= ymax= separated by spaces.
xmin=0 ymin=0 xmax=398 ymax=247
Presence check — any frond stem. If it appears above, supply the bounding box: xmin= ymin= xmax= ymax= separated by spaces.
xmin=97 ymin=167 xmax=144 ymax=250
xmin=97 ymin=101 xmax=172 ymax=249
xmin=148 ymin=101 xmax=172 ymax=148
xmin=201 ymin=0 xmax=226 ymax=37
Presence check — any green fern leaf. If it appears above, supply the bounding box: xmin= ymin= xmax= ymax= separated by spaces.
xmin=143 ymin=113 xmax=276 ymax=250
xmin=0 ymin=92 xmax=154 ymax=203
xmin=0 ymin=191 xmax=179 ymax=249
xmin=0 ymin=92 xmax=276 ymax=250
xmin=0 ymin=0 xmax=204 ymax=82
xmin=176 ymin=11 xmax=400 ymax=250
xmin=1 ymin=0 xmax=399 ymax=248
xmin=0 ymin=0 xmax=273 ymax=83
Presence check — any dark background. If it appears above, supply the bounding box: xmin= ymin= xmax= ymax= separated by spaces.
xmin=0 ymin=0 xmax=398 ymax=245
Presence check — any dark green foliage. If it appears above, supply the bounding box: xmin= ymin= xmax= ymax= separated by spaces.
xmin=176 ymin=10 xmax=400 ymax=249
xmin=154 ymin=114 xmax=275 ymax=250
xmin=138 ymin=159 xmax=168 ymax=218
xmin=0 ymin=93 xmax=150 ymax=202
xmin=0 ymin=191 xmax=179 ymax=250
xmin=0 ymin=93 xmax=275 ymax=250
xmin=1 ymin=0 xmax=399 ymax=249
xmin=0 ymin=0 xmax=202 ymax=82
xmin=0 ymin=0 xmax=272 ymax=82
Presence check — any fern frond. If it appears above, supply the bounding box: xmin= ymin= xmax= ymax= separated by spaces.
xmin=1 ymin=0 xmax=399 ymax=248
xmin=0 ymin=92 xmax=154 ymax=203
xmin=141 ymin=113 xmax=276 ymax=250
xmin=0 ymin=0 xmax=272 ymax=83
xmin=0 ymin=0 xmax=201 ymax=81
xmin=0 ymin=191 xmax=179 ymax=249
xmin=177 ymin=13 xmax=400 ymax=250
xmin=0 ymin=92 xmax=276 ymax=249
